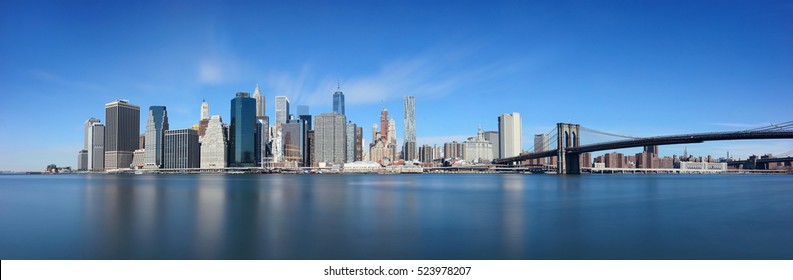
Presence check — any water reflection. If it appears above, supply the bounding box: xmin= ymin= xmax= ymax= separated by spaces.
xmin=1 ymin=174 xmax=790 ymax=259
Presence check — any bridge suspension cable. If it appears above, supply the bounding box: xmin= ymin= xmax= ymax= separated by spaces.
xmin=743 ymin=121 xmax=793 ymax=132
xmin=580 ymin=127 xmax=643 ymax=140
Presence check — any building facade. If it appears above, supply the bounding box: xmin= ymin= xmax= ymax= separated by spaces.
xmin=88 ymin=123 xmax=105 ymax=171
xmin=314 ymin=113 xmax=347 ymax=164
xmin=229 ymin=92 xmax=257 ymax=167
xmin=346 ymin=122 xmax=356 ymax=163
xmin=144 ymin=106 xmax=168 ymax=169
xmin=253 ymin=84 xmax=265 ymax=117
xmin=164 ymin=129 xmax=200 ymax=169
xmin=483 ymin=131 xmax=499 ymax=160
xmin=275 ymin=96 xmax=290 ymax=126
xmin=464 ymin=128 xmax=493 ymax=163
xmin=333 ymin=86 xmax=345 ymax=115
xmin=104 ymin=100 xmax=140 ymax=170
xmin=200 ymin=116 xmax=227 ymax=169
xmin=403 ymin=96 xmax=416 ymax=161
xmin=282 ymin=120 xmax=304 ymax=165
xmin=498 ymin=112 xmax=522 ymax=159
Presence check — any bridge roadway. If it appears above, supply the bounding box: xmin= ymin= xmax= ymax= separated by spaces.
xmin=494 ymin=130 xmax=793 ymax=173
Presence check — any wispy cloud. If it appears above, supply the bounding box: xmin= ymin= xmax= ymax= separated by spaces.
xmin=262 ymin=47 xmax=512 ymax=107
xmin=29 ymin=70 xmax=104 ymax=91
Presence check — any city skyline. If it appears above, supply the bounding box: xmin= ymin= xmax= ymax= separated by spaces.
xmin=1 ymin=1 xmax=792 ymax=171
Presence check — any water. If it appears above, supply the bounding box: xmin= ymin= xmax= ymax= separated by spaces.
xmin=0 ymin=174 xmax=791 ymax=259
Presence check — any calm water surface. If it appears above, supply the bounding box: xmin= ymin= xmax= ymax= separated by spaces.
xmin=0 ymin=174 xmax=791 ymax=259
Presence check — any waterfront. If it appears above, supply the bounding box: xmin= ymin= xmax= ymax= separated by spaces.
xmin=0 ymin=174 xmax=791 ymax=259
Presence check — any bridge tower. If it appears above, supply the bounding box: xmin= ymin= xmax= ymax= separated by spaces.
xmin=556 ymin=123 xmax=581 ymax=174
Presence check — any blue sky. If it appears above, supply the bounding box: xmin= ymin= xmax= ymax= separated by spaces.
xmin=1 ymin=0 xmax=791 ymax=171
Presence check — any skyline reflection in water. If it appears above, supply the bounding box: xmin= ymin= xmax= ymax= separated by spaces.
xmin=0 ymin=174 xmax=792 ymax=259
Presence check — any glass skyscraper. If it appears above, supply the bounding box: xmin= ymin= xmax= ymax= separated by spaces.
xmin=144 ymin=106 xmax=168 ymax=169
xmin=333 ymin=86 xmax=345 ymax=115
xmin=229 ymin=92 xmax=257 ymax=167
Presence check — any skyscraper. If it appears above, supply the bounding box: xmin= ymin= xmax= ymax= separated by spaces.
xmin=201 ymin=116 xmax=227 ymax=169
xmin=104 ymin=100 xmax=140 ymax=170
xmin=355 ymin=127 xmax=363 ymax=162
xmin=201 ymin=100 xmax=209 ymax=120
xmin=88 ymin=123 xmax=105 ymax=171
xmin=282 ymin=119 xmax=304 ymax=165
xmin=403 ymin=96 xmax=415 ymax=141
xmin=198 ymin=100 xmax=210 ymax=140
xmin=83 ymin=118 xmax=100 ymax=151
xmin=144 ymin=106 xmax=169 ymax=169
xmin=498 ymin=112 xmax=522 ymax=159
xmin=380 ymin=107 xmax=388 ymax=141
xmin=388 ymin=118 xmax=396 ymax=146
xmin=333 ymin=84 xmax=345 ymax=115
xmin=314 ymin=113 xmax=346 ymax=164
xmin=403 ymin=96 xmax=416 ymax=161
xmin=346 ymin=121 xmax=356 ymax=163
xmin=255 ymin=116 xmax=270 ymax=166
xmin=163 ymin=129 xmax=200 ymax=169
xmin=533 ymin=133 xmax=549 ymax=152
xmin=253 ymin=84 xmax=265 ymax=117
xmin=229 ymin=92 xmax=256 ymax=167
xmin=275 ymin=96 xmax=290 ymax=125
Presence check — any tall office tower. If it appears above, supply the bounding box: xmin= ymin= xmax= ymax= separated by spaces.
xmin=297 ymin=105 xmax=309 ymax=116
xmin=88 ymin=123 xmax=105 ymax=171
xmin=201 ymin=116 xmax=227 ymax=169
xmin=355 ymin=127 xmax=363 ymax=161
xmin=275 ymin=96 xmax=290 ymax=125
xmin=314 ymin=113 xmax=346 ymax=164
xmin=498 ymin=112 xmax=522 ymax=159
xmin=380 ymin=107 xmax=388 ymax=141
xmin=80 ymin=117 xmax=100 ymax=171
xmin=104 ymin=100 xmax=140 ymax=170
xmin=201 ymin=100 xmax=209 ymax=120
xmin=482 ymin=131 xmax=499 ymax=160
xmin=163 ymin=129 xmax=200 ymax=169
xmin=388 ymin=118 xmax=396 ymax=145
xmin=229 ymin=92 xmax=256 ymax=167
xmin=139 ymin=134 xmax=145 ymax=149
xmin=77 ymin=150 xmax=88 ymax=171
xmin=298 ymin=114 xmax=312 ymax=166
xmin=306 ymin=130 xmax=315 ymax=166
xmin=253 ymin=84 xmax=265 ymax=117
xmin=333 ymin=84 xmax=345 ymax=115
xmin=534 ymin=133 xmax=549 ymax=152
xmin=346 ymin=121 xmax=356 ymax=163
xmin=403 ymin=96 xmax=415 ymax=142
xmin=255 ymin=116 xmax=270 ymax=166
xmin=403 ymin=96 xmax=416 ymax=161
xmin=282 ymin=120 xmax=304 ymax=165
xmin=143 ymin=106 xmax=169 ymax=169
xmin=83 ymin=118 xmax=100 ymax=150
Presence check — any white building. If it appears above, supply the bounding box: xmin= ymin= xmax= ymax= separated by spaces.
xmin=275 ymin=96 xmax=289 ymax=125
xmin=498 ymin=112 xmax=522 ymax=158
xmin=342 ymin=161 xmax=382 ymax=173
xmin=200 ymin=116 xmax=227 ymax=169
xmin=464 ymin=128 xmax=493 ymax=163
xmin=679 ymin=162 xmax=727 ymax=171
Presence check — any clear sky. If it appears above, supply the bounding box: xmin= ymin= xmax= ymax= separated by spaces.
xmin=1 ymin=0 xmax=791 ymax=171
